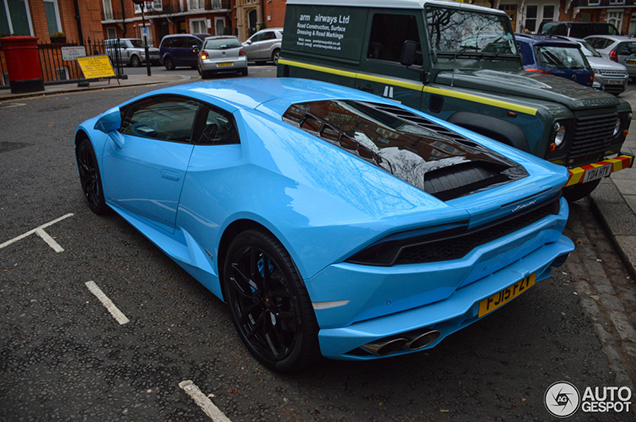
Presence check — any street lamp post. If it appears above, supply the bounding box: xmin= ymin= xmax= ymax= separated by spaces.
xmin=133 ymin=0 xmax=152 ymax=76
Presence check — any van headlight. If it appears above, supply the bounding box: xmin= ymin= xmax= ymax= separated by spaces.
xmin=613 ymin=118 xmax=621 ymax=136
xmin=553 ymin=122 xmax=566 ymax=147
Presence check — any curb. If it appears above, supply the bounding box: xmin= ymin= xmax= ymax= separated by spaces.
xmin=588 ymin=178 xmax=636 ymax=280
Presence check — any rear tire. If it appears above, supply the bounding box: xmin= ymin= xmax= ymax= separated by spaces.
xmin=223 ymin=229 xmax=320 ymax=372
xmin=241 ymin=67 xmax=248 ymax=77
xmin=272 ymin=49 xmax=280 ymax=65
xmin=164 ymin=57 xmax=174 ymax=70
xmin=563 ymin=179 xmax=601 ymax=202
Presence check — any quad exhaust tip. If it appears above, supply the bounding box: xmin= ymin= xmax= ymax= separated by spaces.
xmin=361 ymin=330 xmax=441 ymax=356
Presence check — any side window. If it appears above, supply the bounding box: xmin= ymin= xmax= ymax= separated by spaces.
xmin=193 ymin=105 xmax=240 ymax=145
xmin=367 ymin=14 xmax=423 ymax=65
xmin=262 ymin=32 xmax=276 ymax=41
xmin=120 ymin=96 xmax=201 ymax=143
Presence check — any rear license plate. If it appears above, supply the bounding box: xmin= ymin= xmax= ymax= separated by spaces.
xmin=583 ymin=164 xmax=612 ymax=183
xmin=478 ymin=273 xmax=536 ymax=318
xmin=626 ymin=59 xmax=636 ymax=65
xmin=217 ymin=62 xmax=233 ymax=67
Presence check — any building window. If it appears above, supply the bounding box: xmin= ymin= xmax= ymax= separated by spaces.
xmin=103 ymin=0 xmax=113 ymax=20
xmin=44 ymin=0 xmax=62 ymax=36
xmin=188 ymin=0 xmax=205 ymax=11
xmin=134 ymin=0 xmax=162 ymax=13
xmin=0 ymin=0 xmax=33 ymax=36
xmin=137 ymin=23 xmax=154 ymax=46
xmin=190 ymin=18 xmax=207 ymax=34
xmin=214 ymin=17 xmax=224 ymax=35
xmin=524 ymin=4 xmax=557 ymax=33
xmin=107 ymin=26 xmax=117 ymax=39
xmin=55 ymin=66 xmax=69 ymax=81
xmin=606 ymin=11 xmax=623 ymax=31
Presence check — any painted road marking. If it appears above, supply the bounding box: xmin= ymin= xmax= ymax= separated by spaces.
xmin=85 ymin=281 xmax=130 ymax=325
xmin=0 ymin=103 xmax=26 ymax=109
xmin=179 ymin=380 xmax=232 ymax=422
xmin=0 ymin=213 xmax=73 ymax=252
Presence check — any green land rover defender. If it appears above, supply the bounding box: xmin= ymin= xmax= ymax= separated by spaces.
xmin=277 ymin=0 xmax=634 ymax=201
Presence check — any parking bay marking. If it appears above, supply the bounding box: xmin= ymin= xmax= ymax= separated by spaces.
xmin=179 ymin=380 xmax=232 ymax=422
xmin=85 ymin=281 xmax=130 ymax=325
xmin=0 ymin=213 xmax=73 ymax=252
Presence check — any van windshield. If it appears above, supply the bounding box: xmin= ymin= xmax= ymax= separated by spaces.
xmin=425 ymin=6 xmax=517 ymax=56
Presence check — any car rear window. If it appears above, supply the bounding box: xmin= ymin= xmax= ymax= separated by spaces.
xmin=535 ymin=45 xmax=589 ymax=69
xmin=204 ymin=38 xmax=242 ymax=49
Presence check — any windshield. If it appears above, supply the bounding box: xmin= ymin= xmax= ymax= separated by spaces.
xmin=536 ymin=45 xmax=589 ymax=69
xmin=425 ymin=6 xmax=517 ymax=55
xmin=577 ymin=40 xmax=601 ymax=58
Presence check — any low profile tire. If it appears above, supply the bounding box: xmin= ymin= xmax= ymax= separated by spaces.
xmin=272 ymin=49 xmax=280 ymax=65
xmin=563 ymin=179 xmax=601 ymax=202
xmin=223 ymin=229 xmax=320 ymax=372
xmin=130 ymin=54 xmax=141 ymax=67
xmin=76 ymin=138 xmax=108 ymax=215
xmin=164 ymin=57 xmax=175 ymax=71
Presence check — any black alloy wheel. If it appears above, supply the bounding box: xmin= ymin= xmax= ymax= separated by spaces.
xmin=76 ymin=138 xmax=108 ymax=215
xmin=224 ymin=229 xmax=320 ymax=372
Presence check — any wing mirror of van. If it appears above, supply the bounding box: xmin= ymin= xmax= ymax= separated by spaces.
xmin=400 ymin=40 xmax=417 ymax=67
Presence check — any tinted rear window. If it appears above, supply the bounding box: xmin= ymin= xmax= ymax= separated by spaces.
xmin=204 ymin=38 xmax=242 ymax=49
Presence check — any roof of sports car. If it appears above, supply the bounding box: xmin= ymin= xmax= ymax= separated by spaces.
xmin=155 ymin=78 xmax=383 ymax=115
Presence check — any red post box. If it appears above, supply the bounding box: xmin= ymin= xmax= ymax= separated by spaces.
xmin=1 ymin=36 xmax=45 ymax=94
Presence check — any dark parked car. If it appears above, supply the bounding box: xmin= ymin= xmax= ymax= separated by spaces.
xmin=538 ymin=21 xmax=620 ymax=38
xmin=516 ymin=33 xmax=594 ymax=87
xmin=159 ymin=33 xmax=208 ymax=70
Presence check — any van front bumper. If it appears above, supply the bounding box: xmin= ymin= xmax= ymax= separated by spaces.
xmin=565 ymin=154 xmax=634 ymax=187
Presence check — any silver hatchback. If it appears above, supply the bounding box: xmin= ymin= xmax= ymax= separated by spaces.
xmin=198 ymin=36 xmax=248 ymax=79
xmin=585 ymin=35 xmax=636 ymax=80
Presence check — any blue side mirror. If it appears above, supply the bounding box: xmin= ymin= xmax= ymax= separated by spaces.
xmin=94 ymin=107 xmax=125 ymax=148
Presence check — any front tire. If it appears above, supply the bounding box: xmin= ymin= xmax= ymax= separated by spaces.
xmin=130 ymin=54 xmax=141 ymax=67
xmin=563 ymin=179 xmax=601 ymax=202
xmin=76 ymin=138 xmax=108 ymax=215
xmin=223 ymin=229 xmax=320 ymax=372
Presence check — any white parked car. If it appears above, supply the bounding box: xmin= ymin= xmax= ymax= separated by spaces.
xmin=105 ymin=38 xmax=160 ymax=67
xmin=198 ymin=36 xmax=248 ymax=79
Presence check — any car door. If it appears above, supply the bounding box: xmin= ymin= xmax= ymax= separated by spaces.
xmin=356 ymin=11 xmax=425 ymax=109
xmin=102 ymin=95 xmax=200 ymax=234
xmin=244 ymin=32 xmax=266 ymax=60
xmin=616 ymin=41 xmax=636 ymax=76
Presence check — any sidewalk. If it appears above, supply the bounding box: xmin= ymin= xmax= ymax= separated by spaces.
xmin=0 ymin=73 xmax=194 ymax=101
xmin=590 ymin=89 xmax=636 ymax=279
xmin=1 ymin=72 xmax=635 ymax=278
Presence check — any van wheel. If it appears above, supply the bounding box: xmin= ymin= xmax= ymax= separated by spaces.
xmin=164 ymin=57 xmax=175 ymax=70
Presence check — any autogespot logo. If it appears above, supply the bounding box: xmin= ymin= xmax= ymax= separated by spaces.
xmin=544 ymin=382 xmax=581 ymax=418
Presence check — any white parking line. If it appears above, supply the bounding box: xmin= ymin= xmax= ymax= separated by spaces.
xmin=85 ymin=281 xmax=130 ymax=325
xmin=0 ymin=213 xmax=73 ymax=252
xmin=179 ymin=380 xmax=232 ymax=422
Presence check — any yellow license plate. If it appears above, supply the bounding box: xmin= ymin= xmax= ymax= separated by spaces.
xmin=478 ymin=273 xmax=536 ymax=318
xmin=627 ymin=60 xmax=636 ymax=65
xmin=217 ymin=62 xmax=233 ymax=67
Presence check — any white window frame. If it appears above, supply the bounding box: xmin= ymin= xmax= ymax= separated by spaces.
xmin=188 ymin=0 xmax=205 ymax=11
xmin=190 ymin=18 xmax=207 ymax=34
xmin=134 ymin=0 xmax=162 ymax=14
xmin=44 ymin=0 xmax=62 ymax=34
xmin=588 ymin=0 xmax=600 ymax=5
xmin=524 ymin=3 xmax=559 ymax=32
xmin=606 ymin=10 xmax=624 ymax=31
xmin=102 ymin=0 xmax=113 ymax=20
xmin=214 ymin=17 xmax=224 ymax=35
xmin=55 ymin=66 xmax=69 ymax=81
xmin=136 ymin=22 xmax=154 ymax=46
xmin=1 ymin=0 xmax=34 ymax=36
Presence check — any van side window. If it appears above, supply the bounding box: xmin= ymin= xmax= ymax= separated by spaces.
xmin=367 ymin=14 xmax=423 ymax=66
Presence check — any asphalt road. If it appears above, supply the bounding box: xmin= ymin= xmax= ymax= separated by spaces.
xmin=0 ymin=74 xmax=634 ymax=421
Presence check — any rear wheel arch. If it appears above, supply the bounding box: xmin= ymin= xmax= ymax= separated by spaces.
xmin=448 ymin=111 xmax=531 ymax=153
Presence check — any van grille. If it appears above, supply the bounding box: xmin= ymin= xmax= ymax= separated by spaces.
xmin=570 ymin=113 xmax=616 ymax=159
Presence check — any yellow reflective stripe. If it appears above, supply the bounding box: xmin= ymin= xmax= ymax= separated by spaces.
xmin=423 ymin=86 xmax=538 ymax=116
xmin=278 ymin=59 xmax=358 ymax=79
xmin=279 ymin=59 xmax=538 ymax=116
